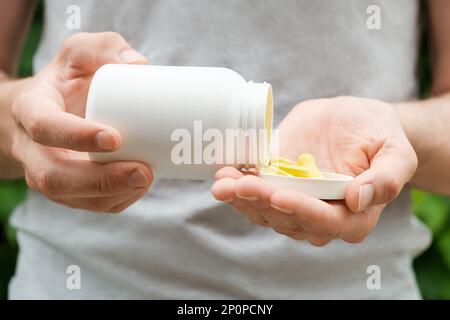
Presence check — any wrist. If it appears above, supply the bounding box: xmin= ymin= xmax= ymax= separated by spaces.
xmin=394 ymin=101 xmax=432 ymax=175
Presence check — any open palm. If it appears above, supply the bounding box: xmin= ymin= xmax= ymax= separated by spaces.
xmin=212 ymin=96 xmax=417 ymax=245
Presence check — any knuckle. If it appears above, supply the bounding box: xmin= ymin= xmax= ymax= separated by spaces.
xmin=343 ymin=232 xmax=368 ymax=244
xmin=24 ymin=172 xmax=36 ymax=189
xmin=60 ymin=33 xmax=87 ymax=56
xmin=108 ymin=206 xmax=126 ymax=214
xmin=384 ymin=175 xmax=401 ymax=200
xmin=314 ymin=209 xmax=342 ymax=239
xmin=102 ymin=31 xmax=123 ymax=42
xmin=12 ymin=91 xmax=34 ymax=123
xmin=27 ymin=114 xmax=43 ymax=142
xmin=93 ymin=174 xmax=117 ymax=195
xmin=235 ymin=175 xmax=257 ymax=193
xmin=317 ymin=226 xmax=340 ymax=239
xmin=97 ymin=32 xmax=126 ymax=50
xmin=35 ymin=168 xmax=56 ymax=194
xmin=62 ymin=32 xmax=88 ymax=49
xmin=309 ymin=238 xmax=331 ymax=247
xmin=65 ymin=130 xmax=80 ymax=149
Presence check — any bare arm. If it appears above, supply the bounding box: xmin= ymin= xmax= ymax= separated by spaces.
xmin=0 ymin=0 xmax=36 ymax=178
xmin=396 ymin=0 xmax=450 ymax=195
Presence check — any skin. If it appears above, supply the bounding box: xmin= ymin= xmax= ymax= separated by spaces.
xmin=212 ymin=98 xmax=417 ymax=245
xmin=0 ymin=1 xmax=449 ymax=241
xmin=0 ymin=1 xmax=153 ymax=212
xmin=212 ymin=1 xmax=450 ymax=245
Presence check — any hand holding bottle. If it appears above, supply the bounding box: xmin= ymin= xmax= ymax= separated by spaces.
xmin=10 ymin=32 xmax=153 ymax=212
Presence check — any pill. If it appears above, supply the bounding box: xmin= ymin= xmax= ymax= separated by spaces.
xmin=270 ymin=156 xmax=296 ymax=165
xmin=260 ymin=165 xmax=292 ymax=176
xmin=263 ymin=153 xmax=324 ymax=179
xmin=296 ymin=153 xmax=316 ymax=166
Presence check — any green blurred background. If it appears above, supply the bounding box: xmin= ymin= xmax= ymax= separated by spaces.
xmin=1 ymin=1 xmax=450 ymax=300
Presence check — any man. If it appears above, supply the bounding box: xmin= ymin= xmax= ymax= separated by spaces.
xmin=1 ymin=0 xmax=449 ymax=299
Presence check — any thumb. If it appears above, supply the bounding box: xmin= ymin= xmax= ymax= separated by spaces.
xmin=345 ymin=139 xmax=418 ymax=212
xmin=54 ymin=32 xmax=148 ymax=73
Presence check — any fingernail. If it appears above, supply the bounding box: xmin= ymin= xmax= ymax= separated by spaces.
xmin=95 ymin=130 xmax=118 ymax=150
xmin=358 ymin=184 xmax=374 ymax=211
xmin=128 ymin=168 xmax=148 ymax=188
xmin=270 ymin=204 xmax=293 ymax=214
xmin=237 ymin=194 xmax=258 ymax=201
xmin=120 ymin=50 xmax=147 ymax=63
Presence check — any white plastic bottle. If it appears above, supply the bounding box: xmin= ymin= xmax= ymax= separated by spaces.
xmin=86 ymin=64 xmax=273 ymax=180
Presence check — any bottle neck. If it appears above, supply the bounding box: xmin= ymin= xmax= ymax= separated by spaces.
xmin=244 ymin=81 xmax=273 ymax=168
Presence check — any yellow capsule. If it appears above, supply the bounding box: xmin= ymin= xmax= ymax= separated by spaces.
xmin=271 ymin=162 xmax=310 ymax=177
xmin=269 ymin=156 xmax=295 ymax=166
xmin=301 ymin=164 xmax=325 ymax=178
xmin=260 ymin=165 xmax=293 ymax=176
xmin=296 ymin=153 xmax=316 ymax=166
xmin=261 ymin=153 xmax=324 ymax=179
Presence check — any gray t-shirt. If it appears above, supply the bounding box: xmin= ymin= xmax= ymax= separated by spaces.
xmin=9 ymin=0 xmax=431 ymax=299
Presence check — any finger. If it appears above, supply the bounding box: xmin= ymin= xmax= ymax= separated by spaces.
xmin=215 ymin=166 xmax=244 ymax=180
xmin=235 ymin=203 xmax=271 ymax=227
xmin=337 ymin=203 xmax=383 ymax=243
xmin=54 ymin=32 xmax=148 ymax=74
xmin=345 ymin=137 xmax=418 ymax=212
xmin=270 ymin=190 xmax=343 ymax=239
xmin=20 ymin=139 xmax=152 ymax=198
xmin=49 ymin=189 xmax=146 ymax=213
xmin=108 ymin=189 xmax=148 ymax=213
xmin=273 ymin=228 xmax=312 ymax=240
xmin=235 ymin=175 xmax=274 ymax=209
xmin=211 ymin=177 xmax=261 ymax=209
xmin=262 ymin=207 xmax=302 ymax=233
xmin=27 ymin=160 xmax=153 ymax=198
xmin=308 ymin=237 xmax=332 ymax=247
xmin=211 ymin=177 xmax=239 ymax=203
xmin=12 ymin=86 xmax=122 ymax=152
xmin=211 ymin=177 xmax=269 ymax=225
xmin=234 ymin=175 xmax=301 ymax=230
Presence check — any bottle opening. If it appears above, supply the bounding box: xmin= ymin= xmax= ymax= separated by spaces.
xmin=243 ymin=81 xmax=273 ymax=170
xmin=264 ymin=85 xmax=273 ymax=167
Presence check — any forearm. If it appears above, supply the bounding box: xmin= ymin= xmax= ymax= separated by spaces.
xmin=0 ymin=71 xmax=30 ymax=178
xmin=395 ymin=93 xmax=450 ymax=195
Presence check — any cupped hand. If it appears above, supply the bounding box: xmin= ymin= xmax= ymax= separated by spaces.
xmin=212 ymin=97 xmax=418 ymax=245
xmin=10 ymin=32 xmax=153 ymax=213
